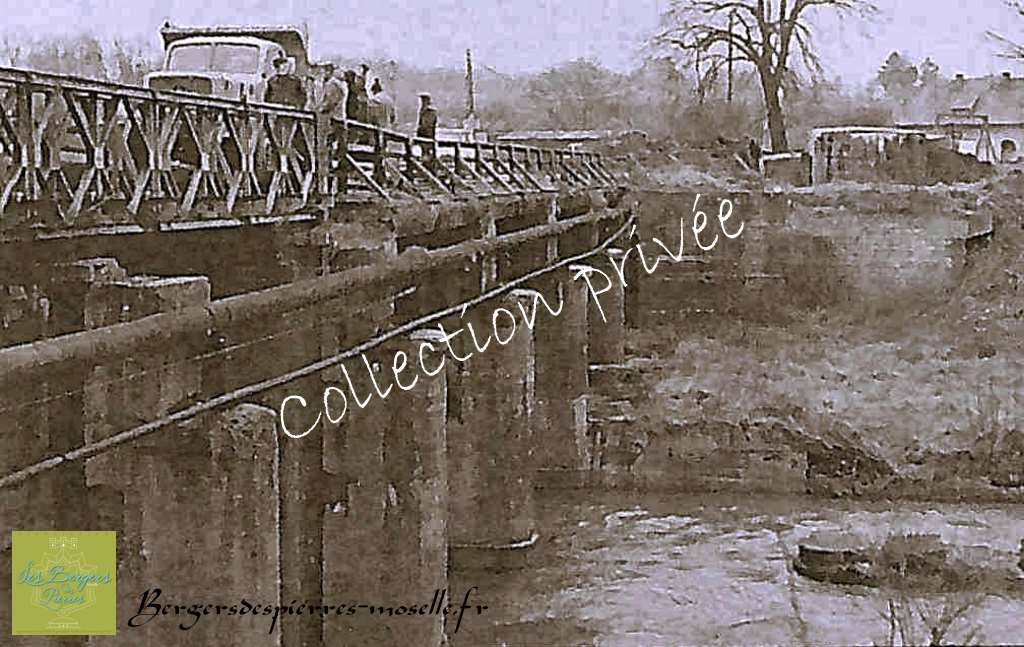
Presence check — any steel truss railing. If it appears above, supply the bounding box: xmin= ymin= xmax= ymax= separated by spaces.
xmin=0 ymin=66 xmax=618 ymax=232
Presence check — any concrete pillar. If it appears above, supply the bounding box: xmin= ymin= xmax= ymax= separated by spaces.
xmin=765 ymin=189 xmax=786 ymax=225
xmin=323 ymin=329 xmax=448 ymax=646
xmin=268 ymin=231 xmax=334 ymax=647
xmin=621 ymin=232 xmax=643 ymax=329
xmin=0 ymin=258 xmax=129 ymax=647
xmin=587 ymin=397 xmax=640 ymax=478
xmin=0 ymin=368 xmax=81 ymax=647
xmin=270 ymin=216 xmax=408 ymax=647
xmin=577 ymin=248 xmax=626 ymax=365
xmin=4 ymin=260 xmax=201 ymax=645
xmin=311 ymin=222 xmax=415 ymax=642
xmin=527 ymin=270 xmax=590 ymax=484
xmin=322 ymin=348 xmax=385 ymax=645
xmin=480 ymin=209 xmax=498 ymax=291
xmin=98 ymin=405 xmax=278 ymax=646
xmin=447 ymin=293 xmax=536 ymax=569
xmin=208 ymin=405 xmax=281 ymax=643
xmin=545 ymin=196 xmax=559 ymax=264
xmin=71 ymin=269 xmax=242 ymax=646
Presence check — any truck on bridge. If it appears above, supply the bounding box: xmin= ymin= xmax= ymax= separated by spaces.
xmin=0 ymin=28 xmax=615 ymax=231
xmin=145 ymin=22 xmax=318 ymax=104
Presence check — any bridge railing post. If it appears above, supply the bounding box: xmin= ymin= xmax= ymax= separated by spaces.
xmin=339 ymin=118 xmax=350 ymax=195
xmin=315 ymin=111 xmax=330 ymax=197
xmin=371 ymin=124 xmax=387 ymax=187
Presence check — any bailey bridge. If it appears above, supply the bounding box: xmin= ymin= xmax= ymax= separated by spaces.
xmin=0 ymin=64 xmax=649 ymax=646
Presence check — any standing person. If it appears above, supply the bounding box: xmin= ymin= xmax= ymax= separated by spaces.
xmin=416 ymin=93 xmax=438 ymax=165
xmin=317 ymin=63 xmax=347 ymax=121
xmin=358 ymin=63 xmax=371 ymax=93
xmin=416 ymin=93 xmax=437 ymax=139
xmin=317 ymin=63 xmax=348 ymax=188
xmin=344 ymin=69 xmax=369 ymax=123
xmin=265 ymin=54 xmax=305 ymax=108
xmin=366 ymin=77 xmax=383 ymax=127
xmin=370 ymin=78 xmax=396 ymax=127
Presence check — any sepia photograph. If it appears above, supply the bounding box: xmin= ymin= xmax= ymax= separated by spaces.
xmin=1 ymin=0 xmax=1023 ymax=645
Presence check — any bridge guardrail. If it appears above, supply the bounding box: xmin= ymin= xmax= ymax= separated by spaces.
xmin=0 ymin=66 xmax=618 ymax=233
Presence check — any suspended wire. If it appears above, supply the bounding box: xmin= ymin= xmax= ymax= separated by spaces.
xmin=0 ymin=212 xmax=635 ymax=490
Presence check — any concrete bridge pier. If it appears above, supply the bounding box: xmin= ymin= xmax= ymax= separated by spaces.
xmin=447 ymin=293 xmax=537 ymax=571
xmin=41 ymin=258 xmax=192 ymax=555
xmin=73 ymin=264 xmax=279 ymax=647
xmin=19 ymin=257 xmax=283 ymax=647
xmin=575 ymin=249 xmax=628 ymax=480
xmin=527 ymin=268 xmax=590 ymax=489
xmin=0 ymin=256 xmax=105 ymax=646
xmin=269 ymin=222 xmax=400 ymax=647
xmin=322 ymin=329 xmax=449 ymax=647
xmin=211 ymin=223 xmax=356 ymax=647
xmin=580 ymin=248 xmax=627 ymax=365
xmin=275 ymin=217 xmax=443 ymax=647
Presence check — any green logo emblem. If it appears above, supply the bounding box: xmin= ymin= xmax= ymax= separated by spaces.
xmin=11 ymin=531 xmax=116 ymax=635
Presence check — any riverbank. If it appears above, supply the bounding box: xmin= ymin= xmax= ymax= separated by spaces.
xmin=592 ymin=177 xmax=1024 ymax=505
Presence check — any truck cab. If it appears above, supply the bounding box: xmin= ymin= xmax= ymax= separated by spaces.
xmin=145 ymin=23 xmax=313 ymax=104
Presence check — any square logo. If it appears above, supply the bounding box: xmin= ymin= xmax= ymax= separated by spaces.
xmin=11 ymin=531 xmax=117 ymax=636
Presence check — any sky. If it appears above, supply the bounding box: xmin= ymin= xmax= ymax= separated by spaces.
xmin=3 ymin=0 xmax=1024 ymax=83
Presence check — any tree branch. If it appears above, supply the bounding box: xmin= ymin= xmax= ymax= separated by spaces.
xmin=661 ymin=22 xmax=762 ymax=67
xmin=988 ymin=29 xmax=1024 ymax=61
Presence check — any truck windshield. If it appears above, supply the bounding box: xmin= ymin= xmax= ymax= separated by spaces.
xmin=168 ymin=44 xmax=211 ymax=71
xmin=212 ymin=45 xmax=259 ymax=74
xmin=167 ymin=43 xmax=260 ymax=74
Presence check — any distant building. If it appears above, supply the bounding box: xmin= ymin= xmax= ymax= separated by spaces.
xmin=895 ymin=72 xmax=1024 ymax=165
xmin=806 ymin=126 xmax=935 ymax=185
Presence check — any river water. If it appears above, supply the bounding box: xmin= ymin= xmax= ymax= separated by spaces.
xmin=452 ymin=492 xmax=1024 ymax=647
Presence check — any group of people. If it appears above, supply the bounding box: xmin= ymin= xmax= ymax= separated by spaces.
xmin=266 ymin=55 xmax=437 ymax=135
xmin=264 ymin=54 xmax=441 ymax=183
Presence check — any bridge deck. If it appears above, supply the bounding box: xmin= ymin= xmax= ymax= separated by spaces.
xmin=0 ymin=65 xmax=618 ymax=239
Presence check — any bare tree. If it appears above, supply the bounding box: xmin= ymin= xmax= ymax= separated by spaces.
xmin=989 ymin=0 xmax=1024 ymax=60
xmin=654 ymin=0 xmax=877 ymax=152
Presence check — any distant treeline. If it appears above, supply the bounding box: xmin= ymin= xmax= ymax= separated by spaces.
xmin=0 ymin=34 xmax=894 ymax=146
xmin=0 ymin=34 xmax=154 ymax=86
